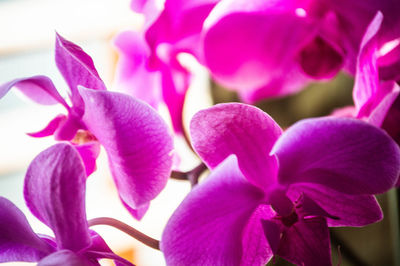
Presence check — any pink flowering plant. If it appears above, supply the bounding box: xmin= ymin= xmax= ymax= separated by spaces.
xmin=1 ymin=0 xmax=400 ymax=265
xmin=0 ymin=144 xmax=133 ymax=265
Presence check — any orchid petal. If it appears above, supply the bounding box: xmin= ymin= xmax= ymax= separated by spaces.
xmin=38 ymin=250 xmax=93 ymax=266
xmin=288 ymin=183 xmax=383 ymax=227
xmin=378 ymin=42 xmax=400 ymax=81
xmin=160 ymin=58 xmax=189 ymax=134
xmin=273 ymin=117 xmax=400 ymax=194
xmin=145 ymin=0 xmax=219 ymax=63
xmin=352 ymin=13 xmax=400 ymax=132
xmin=0 ymin=197 xmax=53 ymax=262
xmin=370 ymin=85 xmax=400 ymax=131
xmin=24 ymin=143 xmax=91 ymax=251
xmin=381 ymin=89 xmax=400 ymax=146
xmin=27 ymin=114 xmax=67 ymax=138
xmin=190 ymin=103 xmax=282 ymax=189
xmin=53 ymin=114 xmax=83 ymax=141
xmin=298 ymin=36 xmax=343 ymax=79
xmin=85 ymin=251 xmax=133 ymax=266
xmin=353 ymin=12 xmax=383 ymax=115
xmin=79 ymin=87 xmax=173 ymax=216
xmin=351 ymin=12 xmax=400 ymax=139
xmin=203 ymin=2 xmax=317 ymax=90
xmin=130 ymin=0 xmax=161 ymax=29
xmin=161 ymin=155 xmax=266 ymax=265
xmin=113 ymin=31 xmax=162 ymax=109
xmin=85 ymin=231 xmax=134 ymax=266
xmin=55 ymin=33 xmax=106 ymax=113
xmin=296 ymin=194 xmax=339 ymax=220
xmin=113 ymin=31 xmax=189 ymax=135
xmin=0 ymin=76 xmax=68 ymax=108
xmin=130 ymin=0 xmax=150 ymax=12
xmin=277 ymin=217 xmax=331 ymax=266
xmin=241 ymin=205 xmax=275 ymax=265
xmin=87 ymin=231 xmax=113 ymax=254
xmin=74 ymin=142 xmax=101 ymax=177
xmin=121 ymin=199 xmax=150 ymax=221
xmin=330 ymin=1 xmax=400 ymax=73
xmin=260 ymin=219 xmax=281 ymax=256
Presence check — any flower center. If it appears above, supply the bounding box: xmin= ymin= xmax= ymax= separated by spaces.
xmin=72 ymin=130 xmax=97 ymax=144
xmin=268 ymin=188 xmax=294 ymax=217
xmin=279 ymin=211 xmax=299 ymax=227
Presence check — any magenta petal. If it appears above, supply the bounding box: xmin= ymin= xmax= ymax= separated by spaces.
xmin=24 ymin=143 xmax=91 ymax=251
xmin=113 ymin=31 xmax=189 ymax=135
xmin=288 ymin=183 xmax=383 ymax=227
xmin=87 ymin=231 xmax=113 ymax=254
xmin=85 ymin=231 xmax=134 ymax=266
xmin=145 ymin=0 xmax=219 ymax=61
xmin=241 ymin=205 xmax=275 ymax=265
xmin=0 ymin=76 xmax=69 ymax=108
xmin=53 ymin=114 xmax=83 ymax=141
xmin=273 ymin=117 xmax=400 ymax=194
xmin=366 ymin=83 xmax=400 ymax=127
xmin=161 ymin=155 xmax=266 ymax=265
xmin=0 ymin=197 xmax=53 ymax=262
xmin=130 ymin=0 xmax=150 ymax=12
xmin=378 ymin=42 xmax=400 ymax=81
xmin=278 ymin=217 xmax=331 ymax=266
xmin=113 ymin=31 xmax=162 ymax=109
xmin=380 ymin=89 xmax=400 ymax=146
xmin=330 ymin=0 xmax=400 ymax=73
xmin=190 ymin=103 xmax=282 ymax=189
xmin=297 ymin=194 xmax=338 ymax=220
xmin=55 ymin=33 xmax=106 ymax=113
xmin=260 ymin=219 xmax=281 ymax=255
xmin=79 ymin=87 xmax=173 ymax=215
xmin=298 ymin=36 xmax=343 ymax=79
xmin=38 ymin=250 xmax=93 ymax=266
xmin=85 ymin=251 xmax=133 ymax=266
xmin=353 ymin=12 xmax=383 ymax=116
xmin=130 ymin=0 xmax=161 ymax=28
xmin=121 ymin=200 xmax=150 ymax=221
xmin=160 ymin=58 xmax=189 ymax=134
xmin=351 ymin=12 xmax=400 ymax=129
xmin=204 ymin=5 xmax=317 ymax=90
xmin=27 ymin=114 xmax=67 ymax=138
xmin=74 ymin=142 xmax=101 ymax=177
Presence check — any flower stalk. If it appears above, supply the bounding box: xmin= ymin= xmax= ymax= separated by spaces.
xmin=170 ymin=162 xmax=208 ymax=187
xmin=388 ymin=188 xmax=400 ymax=266
xmin=88 ymin=217 xmax=160 ymax=250
xmin=330 ymin=231 xmax=368 ymax=266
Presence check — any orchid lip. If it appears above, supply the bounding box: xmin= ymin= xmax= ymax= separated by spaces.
xmin=278 ymin=211 xmax=299 ymax=227
xmin=267 ymin=187 xmax=294 ymax=217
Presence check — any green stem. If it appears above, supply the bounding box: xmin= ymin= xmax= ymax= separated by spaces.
xmin=388 ymin=188 xmax=400 ymax=266
xmin=330 ymin=231 xmax=369 ymax=266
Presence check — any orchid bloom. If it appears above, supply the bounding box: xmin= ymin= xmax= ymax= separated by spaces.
xmin=352 ymin=12 xmax=400 ymax=142
xmin=348 ymin=13 xmax=400 ymax=186
xmin=161 ymin=103 xmax=400 ymax=265
xmin=0 ymin=33 xmax=174 ymax=219
xmin=0 ymin=143 xmax=133 ymax=265
xmin=113 ymin=30 xmax=189 ymax=135
xmin=135 ymin=0 xmax=220 ymax=65
xmin=114 ymin=0 xmax=221 ymax=135
xmin=201 ymin=0 xmax=400 ymax=102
